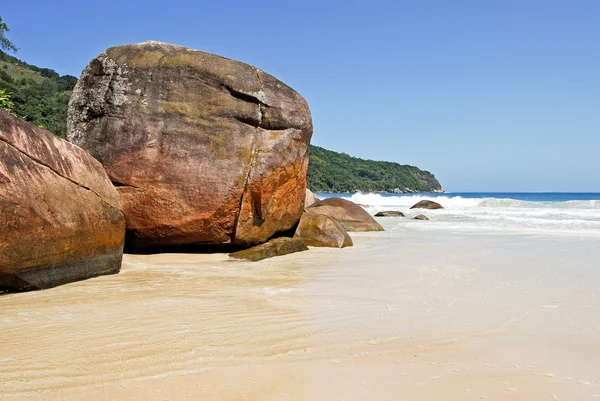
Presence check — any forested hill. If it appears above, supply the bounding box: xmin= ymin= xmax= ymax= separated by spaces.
xmin=0 ymin=50 xmax=77 ymax=137
xmin=307 ymin=145 xmax=442 ymax=193
xmin=0 ymin=52 xmax=442 ymax=193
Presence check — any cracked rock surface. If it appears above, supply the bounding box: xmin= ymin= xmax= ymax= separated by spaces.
xmin=0 ymin=110 xmax=125 ymax=292
xmin=68 ymin=41 xmax=313 ymax=250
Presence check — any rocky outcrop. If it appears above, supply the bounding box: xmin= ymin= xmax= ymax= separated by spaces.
xmin=294 ymin=212 xmax=353 ymax=248
xmin=305 ymin=188 xmax=317 ymax=208
xmin=229 ymin=237 xmax=308 ymax=261
xmin=414 ymin=214 xmax=429 ymax=220
xmin=307 ymin=198 xmax=384 ymax=232
xmin=68 ymin=41 xmax=312 ymax=250
xmin=410 ymin=200 xmax=443 ymax=210
xmin=0 ymin=110 xmax=125 ymax=292
xmin=375 ymin=211 xmax=405 ymax=217
xmin=412 ymin=172 xmax=442 ymax=192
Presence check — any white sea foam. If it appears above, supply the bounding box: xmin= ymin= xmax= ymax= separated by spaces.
xmin=348 ymin=193 xmax=482 ymax=209
xmin=346 ymin=193 xmax=600 ymax=210
xmin=339 ymin=193 xmax=600 ymax=238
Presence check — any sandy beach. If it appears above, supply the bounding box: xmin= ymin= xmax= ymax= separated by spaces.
xmin=2 ymin=213 xmax=600 ymax=400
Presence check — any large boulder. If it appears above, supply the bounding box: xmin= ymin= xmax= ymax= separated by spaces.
xmin=410 ymin=200 xmax=443 ymax=209
xmin=414 ymin=214 xmax=429 ymax=220
xmin=0 ymin=111 xmax=125 ymax=292
xmin=307 ymin=197 xmax=384 ymax=232
xmin=67 ymin=41 xmax=312 ymax=250
xmin=229 ymin=237 xmax=308 ymax=261
xmin=294 ymin=212 xmax=353 ymax=248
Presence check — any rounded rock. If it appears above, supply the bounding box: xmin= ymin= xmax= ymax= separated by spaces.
xmin=294 ymin=212 xmax=353 ymax=248
xmin=410 ymin=200 xmax=443 ymax=210
xmin=307 ymin=197 xmax=384 ymax=232
xmin=68 ymin=42 xmax=313 ymax=250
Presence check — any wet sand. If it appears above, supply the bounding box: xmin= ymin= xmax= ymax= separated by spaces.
xmin=1 ymin=223 xmax=600 ymax=400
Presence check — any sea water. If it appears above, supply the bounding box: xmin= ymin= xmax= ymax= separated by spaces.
xmin=1 ymin=193 xmax=599 ymax=400
xmin=330 ymin=192 xmax=600 ymax=237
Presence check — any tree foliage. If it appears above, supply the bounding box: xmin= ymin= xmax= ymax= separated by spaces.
xmin=0 ymin=88 xmax=14 ymax=113
xmin=0 ymin=50 xmax=77 ymax=137
xmin=0 ymin=17 xmax=18 ymax=53
xmin=307 ymin=145 xmax=442 ymax=193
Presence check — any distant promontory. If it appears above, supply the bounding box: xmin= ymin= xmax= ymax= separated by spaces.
xmin=307 ymin=145 xmax=443 ymax=193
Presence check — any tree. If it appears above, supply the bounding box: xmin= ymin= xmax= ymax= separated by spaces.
xmin=0 ymin=17 xmax=18 ymax=53
xmin=0 ymin=88 xmax=15 ymax=114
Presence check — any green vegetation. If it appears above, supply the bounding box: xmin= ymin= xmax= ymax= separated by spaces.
xmin=0 ymin=50 xmax=77 ymax=137
xmin=307 ymin=145 xmax=442 ymax=193
xmin=0 ymin=88 xmax=14 ymax=113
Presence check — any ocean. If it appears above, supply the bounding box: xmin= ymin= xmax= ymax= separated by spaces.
xmin=324 ymin=192 xmax=600 ymax=238
xmin=1 ymin=192 xmax=599 ymax=400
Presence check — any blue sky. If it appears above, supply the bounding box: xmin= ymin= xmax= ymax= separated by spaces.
xmin=2 ymin=1 xmax=599 ymax=191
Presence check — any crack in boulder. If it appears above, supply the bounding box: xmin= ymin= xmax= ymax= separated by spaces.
xmin=0 ymin=136 xmax=121 ymax=214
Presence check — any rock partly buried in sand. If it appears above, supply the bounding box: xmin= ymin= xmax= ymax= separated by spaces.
xmin=294 ymin=212 xmax=353 ymax=248
xmin=229 ymin=237 xmax=308 ymax=261
xmin=375 ymin=211 xmax=405 ymax=217
xmin=414 ymin=214 xmax=429 ymax=220
xmin=0 ymin=110 xmax=125 ymax=292
xmin=67 ymin=41 xmax=312 ymax=250
xmin=307 ymin=198 xmax=384 ymax=232
xmin=305 ymin=188 xmax=318 ymax=208
xmin=410 ymin=200 xmax=443 ymax=210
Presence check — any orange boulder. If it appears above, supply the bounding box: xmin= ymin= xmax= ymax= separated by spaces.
xmin=0 ymin=111 xmax=125 ymax=292
xmin=68 ymin=41 xmax=312 ymax=250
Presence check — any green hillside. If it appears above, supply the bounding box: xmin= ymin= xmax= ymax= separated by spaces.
xmin=0 ymin=50 xmax=77 ymax=138
xmin=0 ymin=51 xmax=442 ymax=193
xmin=307 ymin=145 xmax=442 ymax=193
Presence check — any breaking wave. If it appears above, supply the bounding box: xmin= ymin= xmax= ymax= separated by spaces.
xmin=326 ymin=192 xmax=600 ymax=237
xmin=344 ymin=193 xmax=600 ymax=210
